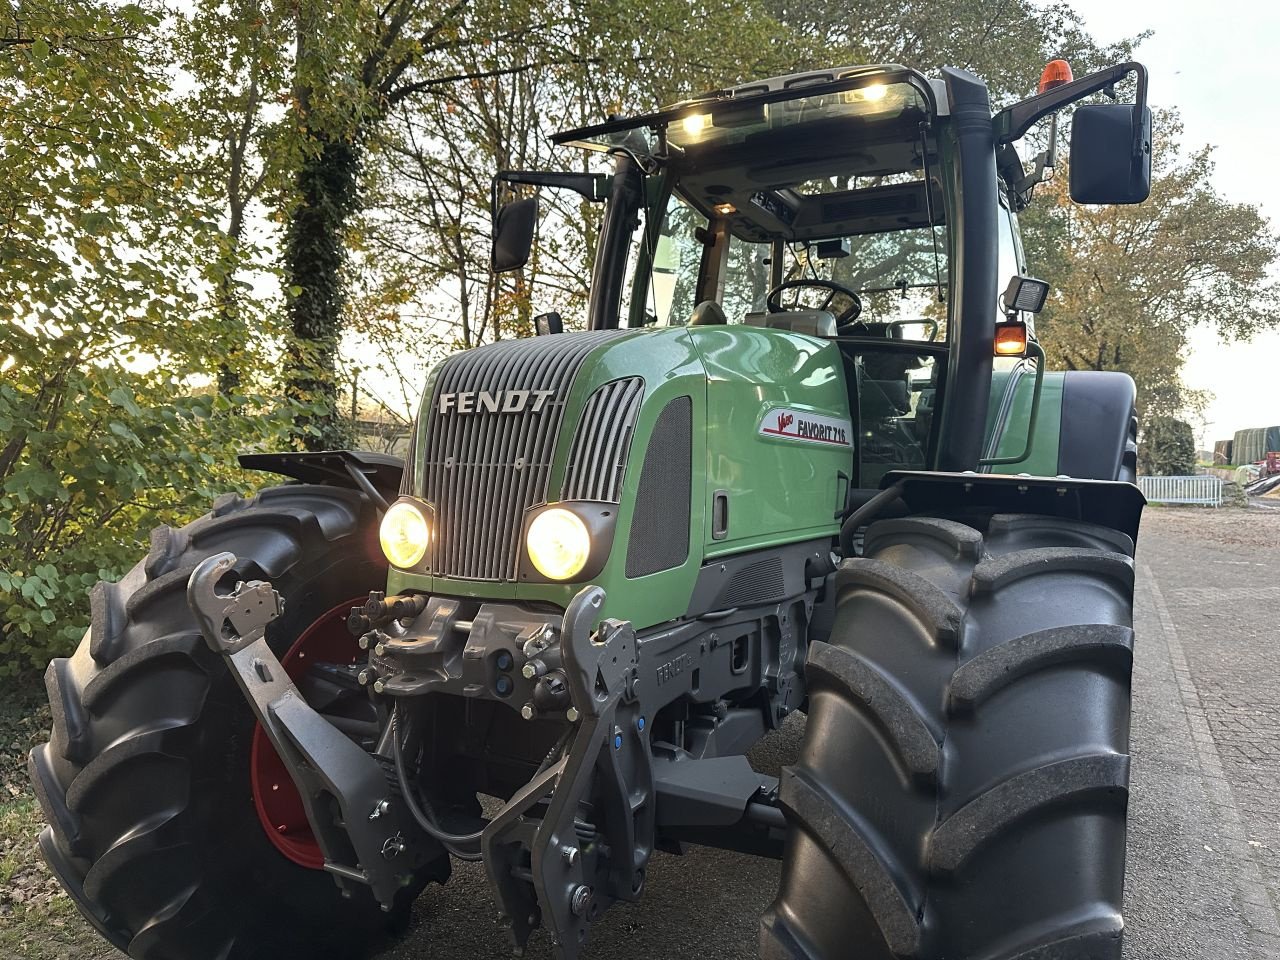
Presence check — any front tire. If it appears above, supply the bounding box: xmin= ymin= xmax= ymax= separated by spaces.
xmin=28 ymin=484 xmax=447 ymax=960
xmin=763 ymin=513 xmax=1136 ymax=959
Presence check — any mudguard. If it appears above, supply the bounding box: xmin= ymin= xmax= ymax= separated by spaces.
xmin=881 ymin=469 xmax=1144 ymax=543
xmin=238 ymin=450 xmax=404 ymax=502
xmin=984 ymin=367 xmax=1138 ymax=482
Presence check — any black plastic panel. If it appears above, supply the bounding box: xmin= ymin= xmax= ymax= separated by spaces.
xmin=626 ymin=396 xmax=692 ymax=578
xmin=1057 ymin=371 xmax=1137 ymax=482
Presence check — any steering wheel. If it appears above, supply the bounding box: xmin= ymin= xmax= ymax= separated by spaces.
xmin=766 ymin=279 xmax=862 ymax=325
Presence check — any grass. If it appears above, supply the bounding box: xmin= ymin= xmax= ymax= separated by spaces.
xmin=0 ymin=684 xmax=123 ymax=960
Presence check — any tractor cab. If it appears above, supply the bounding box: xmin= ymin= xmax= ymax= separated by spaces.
xmin=495 ymin=61 xmax=1151 ymax=486
xmin=592 ymin=68 xmax=952 ymax=486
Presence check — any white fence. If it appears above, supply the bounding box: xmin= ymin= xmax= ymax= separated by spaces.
xmin=1139 ymin=475 xmax=1223 ymax=507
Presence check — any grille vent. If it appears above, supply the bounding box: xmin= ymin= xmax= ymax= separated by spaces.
xmin=561 ymin=377 xmax=644 ymax=502
xmin=715 ymin=557 xmax=786 ymax=608
xmin=625 ymin=396 xmax=692 ymax=578
xmin=420 ymin=331 xmax=627 ymax=581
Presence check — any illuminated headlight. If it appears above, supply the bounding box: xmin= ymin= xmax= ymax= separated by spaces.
xmin=526 ymin=508 xmax=591 ymax=581
xmin=379 ymin=500 xmax=431 ymax=569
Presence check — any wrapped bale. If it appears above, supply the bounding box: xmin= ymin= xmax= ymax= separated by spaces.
xmin=1232 ymin=426 xmax=1280 ymax=465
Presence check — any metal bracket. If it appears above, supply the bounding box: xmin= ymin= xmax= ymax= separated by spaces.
xmin=483 ymin=586 xmax=652 ymax=959
xmin=187 ymin=552 xmax=440 ymax=909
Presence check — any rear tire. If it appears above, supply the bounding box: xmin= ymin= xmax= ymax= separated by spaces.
xmin=763 ymin=513 xmax=1135 ymax=959
xmin=28 ymin=484 xmax=448 ymax=960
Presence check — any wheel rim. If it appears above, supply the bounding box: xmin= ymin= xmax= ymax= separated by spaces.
xmin=250 ymin=596 xmax=367 ymax=869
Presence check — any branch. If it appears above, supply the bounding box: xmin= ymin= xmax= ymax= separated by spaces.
xmin=1 ymin=33 xmax=143 ymax=47
xmin=385 ymin=57 xmax=600 ymax=108
xmin=371 ymin=0 xmax=468 ymax=95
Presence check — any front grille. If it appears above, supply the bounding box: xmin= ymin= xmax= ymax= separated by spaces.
xmin=561 ymin=377 xmax=644 ymax=503
xmin=420 ymin=331 xmax=627 ymax=581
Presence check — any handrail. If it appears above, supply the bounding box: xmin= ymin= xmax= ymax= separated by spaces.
xmin=977 ymin=341 xmax=1045 ymax=467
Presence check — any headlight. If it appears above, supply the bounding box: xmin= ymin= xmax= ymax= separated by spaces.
xmin=526 ymin=507 xmax=591 ymax=581
xmin=379 ymin=500 xmax=430 ymax=569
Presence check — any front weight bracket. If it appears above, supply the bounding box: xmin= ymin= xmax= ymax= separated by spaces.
xmin=187 ymin=552 xmax=438 ymax=908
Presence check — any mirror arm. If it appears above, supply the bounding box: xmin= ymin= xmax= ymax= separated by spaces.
xmin=993 ymin=61 xmax=1148 ymax=160
xmin=491 ymin=171 xmax=609 ymax=219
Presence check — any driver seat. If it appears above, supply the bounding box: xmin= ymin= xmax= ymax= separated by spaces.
xmin=744 ymin=310 xmax=837 ymax=337
xmin=688 ymin=301 xmax=728 ymax=326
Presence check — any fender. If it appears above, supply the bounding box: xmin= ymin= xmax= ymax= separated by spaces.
xmin=238 ymin=450 xmax=404 ymax=507
xmin=879 ymin=469 xmax=1144 ymax=542
xmin=1057 ymin=371 xmax=1139 ymax=483
xmin=984 ymin=368 xmax=1139 ymax=483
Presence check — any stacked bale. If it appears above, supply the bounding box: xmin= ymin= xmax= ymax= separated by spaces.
xmin=1214 ymin=439 xmax=1234 ymax=465
xmin=1232 ymin=426 xmax=1280 ymax=465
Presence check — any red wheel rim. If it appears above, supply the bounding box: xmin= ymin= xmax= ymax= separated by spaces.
xmin=250 ymin=596 xmax=367 ymax=869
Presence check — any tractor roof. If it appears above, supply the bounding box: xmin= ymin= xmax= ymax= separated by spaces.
xmin=551 ymin=64 xmax=938 ymax=155
xmin=554 ymin=65 xmax=946 ymax=245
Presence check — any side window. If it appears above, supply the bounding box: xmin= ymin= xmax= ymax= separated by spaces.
xmin=722 ymin=235 xmax=772 ymax=320
xmin=648 ymin=195 xmax=707 ymax=325
xmin=854 ymin=348 xmax=941 ymax=487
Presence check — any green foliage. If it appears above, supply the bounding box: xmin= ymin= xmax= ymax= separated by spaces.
xmin=284 ymin=139 xmax=362 ymax=450
xmin=1139 ymin=416 xmax=1196 ymax=477
xmin=0 ymin=374 xmax=301 ymax=675
xmin=0 ymin=0 xmax=302 ymax=676
xmin=763 ymin=0 xmax=1139 ymax=104
xmin=1021 ymin=113 xmax=1280 ymax=421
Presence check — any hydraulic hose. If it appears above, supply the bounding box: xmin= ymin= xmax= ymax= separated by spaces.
xmin=389 ymin=708 xmax=485 ymax=859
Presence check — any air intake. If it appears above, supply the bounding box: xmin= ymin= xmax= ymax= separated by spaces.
xmin=561 ymin=377 xmax=645 ymax=503
xmin=625 ymin=396 xmax=692 ymax=578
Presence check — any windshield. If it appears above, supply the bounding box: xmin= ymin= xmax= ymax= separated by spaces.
xmin=641 ymin=187 xmax=948 ymax=333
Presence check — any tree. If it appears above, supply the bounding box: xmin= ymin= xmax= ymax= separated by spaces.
xmin=345 ymin=0 xmax=795 ymax=397
xmin=1139 ymin=416 xmax=1196 ymax=476
xmin=763 ymin=0 xmax=1135 ymax=104
xmin=172 ymin=0 xmax=293 ymax=394
xmin=0 ymin=0 xmax=294 ymax=675
xmin=276 ymin=0 xmax=598 ymax=448
xmin=1020 ymin=114 xmax=1280 ymax=423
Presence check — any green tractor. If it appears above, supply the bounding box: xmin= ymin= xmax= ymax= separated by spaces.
xmin=31 ymin=58 xmax=1151 ymax=960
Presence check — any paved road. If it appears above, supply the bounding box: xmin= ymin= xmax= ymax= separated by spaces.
xmin=379 ymin=507 xmax=1280 ymax=960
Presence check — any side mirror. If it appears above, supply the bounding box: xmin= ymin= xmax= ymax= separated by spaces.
xmin=491 ymin=197 xmax=538 ymax=273
xmin=1070 ymin=103 xmax=1152 ymax=204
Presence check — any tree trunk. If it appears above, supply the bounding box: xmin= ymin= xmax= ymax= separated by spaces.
xmin=283 ymin=134 xmax=361 ymax=450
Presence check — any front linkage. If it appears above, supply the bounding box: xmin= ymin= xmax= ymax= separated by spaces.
xmin=188 ymin=554 xmax=806 ymax=958
xmin=186 ymin=554 xmax=443 ymax=908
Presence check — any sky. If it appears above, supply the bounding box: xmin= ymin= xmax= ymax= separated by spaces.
xmin=1062 ymin=0 xmax=1280 ymax=448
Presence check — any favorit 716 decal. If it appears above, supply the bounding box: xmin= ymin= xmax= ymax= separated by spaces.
xmin=758 ymin=408 xmax=852 ymax=447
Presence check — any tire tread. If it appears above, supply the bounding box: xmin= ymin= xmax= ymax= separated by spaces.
xmin=928 ymin=754 xmax=1130 ymax=874
xmin=779 ymin=768 xmax=922 ymax=957
xmin=767 ymin=513 xmax=1134 ymax=959
xmin=807 ymin=641 xmax=940 ymax=784
xmin=948 ymin=624 xmax=1134 ymax=714
xmin=835 ymin=557 xmax=964 ymax=647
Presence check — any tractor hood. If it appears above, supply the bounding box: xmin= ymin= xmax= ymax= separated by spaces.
xmin=389 ymin=326 xmax=850 ymax=629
